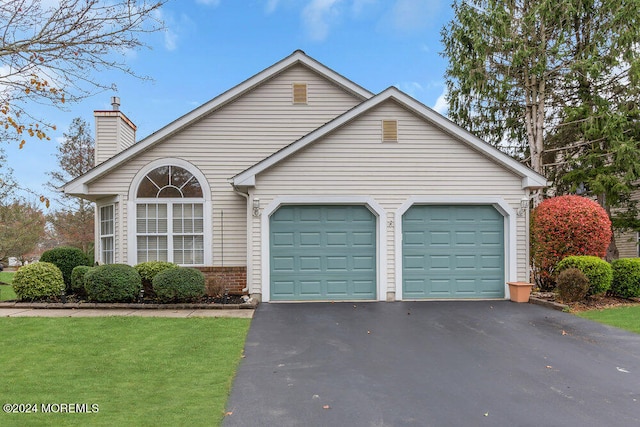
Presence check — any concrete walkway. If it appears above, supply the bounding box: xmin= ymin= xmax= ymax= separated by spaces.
xmin=0 ymin=307 xmax=254 ymax=318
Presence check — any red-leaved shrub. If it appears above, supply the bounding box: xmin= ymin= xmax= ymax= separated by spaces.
xmin=531 ymin=195 xmax=612 ymax=290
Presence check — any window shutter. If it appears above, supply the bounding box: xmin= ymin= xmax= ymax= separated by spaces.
xmin=382 ymin=120 xmax=398 ymax=142
xmin=293 ymin=83 xmax=307 ymax=104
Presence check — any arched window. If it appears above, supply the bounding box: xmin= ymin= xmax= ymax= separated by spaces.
xmin=135 ymin=165 xmax=206 ymax=265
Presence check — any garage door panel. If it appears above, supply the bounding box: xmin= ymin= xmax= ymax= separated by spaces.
xmin=404 ymin=255 xmax=426 ymax=271
xmin=327 ymin=232 xmax=348 ymax=246
xmin=272 ymin=232 xmax=294 ymax=247
xmin=354 ymin=280 xmax=376 ymax=295
xmin=272 ymin=256 xmax=295 ymax=272
xmin=431 ymin=231 xmax=451 ymax=246
xmin=403 ymin=205 xmax=504 ymax=299
xmin=455 ymin=231 xmax=477 ymax=245
xmin=299 ymin=257 xmax=321 ymax=271
xmin=270 ymin=205 xmax=376 ymax=301
xmin=300 ymin=232 xmax=321 ymax=246
xmin=272 ymin=281 xmax=295 ymax=296
xmin=300 ymin=280 xmax=322 ymax=295
xmin=327 ymin=256 xmax=348 ymax=271
xmin=430 ymin=278 xmax=452 ymax=295
xmin=327 ymin=280 xmax=348 ymax=295
xmin=430 ymin=255 xmax=452 ymax=270
xmin=353 ymin=232 xmax=375 ymax=246
xmin=480 ymin=255 xmax=502 ymax=269
xmin=353 ymin=256 xmax=375 ymax=271
xmin=299 ymin=208 xmax=321 ymax=222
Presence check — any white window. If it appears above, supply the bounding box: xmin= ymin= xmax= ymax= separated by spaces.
xmin=99 ymin=205 xmax=115 ymax=264
xmin=135 ymin=165 xmax=205 ymax=265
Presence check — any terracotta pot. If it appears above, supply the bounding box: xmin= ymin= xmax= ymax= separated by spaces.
xmin=507 ymin=282 xmax=533 ymax=303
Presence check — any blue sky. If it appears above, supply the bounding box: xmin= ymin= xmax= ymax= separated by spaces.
xmin=5 ymin=0 xmax=454 ymax=210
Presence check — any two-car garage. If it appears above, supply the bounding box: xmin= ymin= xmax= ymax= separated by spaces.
xmin=268 ymin=203 xmax=506 ymax=302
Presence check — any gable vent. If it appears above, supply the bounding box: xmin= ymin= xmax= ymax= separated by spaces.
xmin=382 ymin=120 xmax=398 ymax=142
xmin=292 ymin=83 xmax=308 ymax=104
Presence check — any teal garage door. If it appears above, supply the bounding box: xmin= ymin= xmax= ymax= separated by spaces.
xmin=403 ymin=205 xmax=504 ymax=299
xmin=270 ymin=205 xmax=376 ymax=301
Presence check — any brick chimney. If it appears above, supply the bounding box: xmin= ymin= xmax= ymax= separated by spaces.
xmin=94 ymin=97 xmax=137 ymax=166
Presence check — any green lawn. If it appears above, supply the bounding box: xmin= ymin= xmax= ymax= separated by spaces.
xmin=577 ymin=305 xmax=640 ymax=334
xmin=0 ymin=317 xmax=250 ymax=426
xmin=0 ymin=271 xmax=16 ymax=301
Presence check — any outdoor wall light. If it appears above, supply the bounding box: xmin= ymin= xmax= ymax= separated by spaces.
xmin=252 ymin=198 xmax=260 ymax=217
xmin=517 ymin=196 xmax=529 ymax=217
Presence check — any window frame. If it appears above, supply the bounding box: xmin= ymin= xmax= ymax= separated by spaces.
xmin=129 ymin=159 xmax=212 ymax=266
xmin=99 ymin=204 xmax=115 ymax=264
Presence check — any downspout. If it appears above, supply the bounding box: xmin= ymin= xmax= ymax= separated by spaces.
xmin=232 ymin=184 xmax=251 ymax=293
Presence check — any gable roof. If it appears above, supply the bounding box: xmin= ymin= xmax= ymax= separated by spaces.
xmin=231 ymin=86 xmax=548 ymax=190
xmin=63 ymin=50 xmax=374 ymax=196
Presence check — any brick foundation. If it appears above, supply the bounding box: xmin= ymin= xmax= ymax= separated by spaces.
xmin=194 ymin=266 xmax=247 ymax=296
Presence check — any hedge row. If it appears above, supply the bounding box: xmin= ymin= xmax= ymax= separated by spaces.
xmin=555 ymin=256 xmax=640 ymax=300
xmin=12 ymin=260 xmax=205 ymax=303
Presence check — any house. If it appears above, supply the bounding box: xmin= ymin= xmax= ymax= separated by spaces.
xmin=63 ymin=50 xmax=547 ymax=302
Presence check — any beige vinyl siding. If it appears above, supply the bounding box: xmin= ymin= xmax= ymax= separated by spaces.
xmin=249 ymin=100 xmax=529 ymax=294
xmin=616 ymin=230 xmax=637 ymax=258
xmin=94 ymin=116 xmax=119 ymax=165
xmin=94 ymin=113 xmax=137 ymax=165
xmin=85 ymin=64 xmax=363 ymax=266
xmin=613 ymin=190 xmax=640 ymax=258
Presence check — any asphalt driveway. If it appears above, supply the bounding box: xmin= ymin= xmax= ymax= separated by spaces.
xmin=223 ymin=301 xmax=640 ymax=427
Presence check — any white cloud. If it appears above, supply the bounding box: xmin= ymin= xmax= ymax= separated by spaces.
xmin=195 ymin=0 xmax=221 ymax=6
xmin=163 ymin=27 xmax=178 ymax=51
xmin=265 ymin=0 xmax=281 ymax=13
xmin=395 ymin=81 xmax=424 ymax=98
xmin=153 ymin=9 xmax=196 ymax=52
xmin=391 ymin=0 xmax=441 ymax=34
xmin=302 ymin=0 xmax=344 ymax=42
xmin=351 ymin=0 xmax=377 ymax=16
xmin=432 ymin=87 xmax=448 ymax=115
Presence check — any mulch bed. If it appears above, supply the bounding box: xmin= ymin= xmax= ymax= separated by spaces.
xmin=532 ymin=291 xmax=640 ymax=312
xmin=8 ymin=294 xmax=247 ymax=305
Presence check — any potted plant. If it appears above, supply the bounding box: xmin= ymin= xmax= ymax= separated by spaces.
xmin=507 ymin=282 xmax=533 ymax=303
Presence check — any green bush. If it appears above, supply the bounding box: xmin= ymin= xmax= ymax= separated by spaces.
xmin=610 ymin=258 xmax=640 ymax=298
xmin=12 ymin=262 xmax=65 ymax=301
xmin=40 ymin=246 xmax=91 ymax=291
xmin=71 ymin=265 xmax=92 ymax=296
xmin=134 ymin=261 xmax=178 ymax=297
xmin=556 ymin=268 xmax=590 ymax=303
xmin=152 ymin=267 xmax=205 ymax=303
xmin=555 ymin=256 xmax=612 ymax=295
xmin=85 ymin=264 xmax=142 ymax=302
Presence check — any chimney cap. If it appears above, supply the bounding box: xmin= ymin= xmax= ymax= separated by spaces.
xmin=111 ymin=96 xmax=120 ymax=111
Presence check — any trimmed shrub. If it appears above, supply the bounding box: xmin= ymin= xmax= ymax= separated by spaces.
xmin=555 ymin=268 xmax=590 ymax=303
xmin=71 ymin=265 xmax=92 ymax=296
xmin=555 ymin=256 xmax=612 ymax=295
xmin=610 ymin=258 xmax=640 ymax=298
xmin=152 ymin=267 xmax=206 ymax=303
xmin=134 ymin=261 xmax=179 ymax=297
xmin=40 ymin=246 xmax=91 ymax=291
xmin=531 ymin=196 xmax=612 ymax=290
xmin=12 ymin=262 xmax=65 ymax=301
xmin=85 ymin=264 xmax=142 ymax=302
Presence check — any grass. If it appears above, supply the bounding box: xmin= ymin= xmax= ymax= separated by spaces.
xmin=0 ymin=271 xmax=16 ymax=301
xmin=0 ymin=317 xmax=251 ymax=426
xmin=577 ymin=305 xmax=640 ymax=334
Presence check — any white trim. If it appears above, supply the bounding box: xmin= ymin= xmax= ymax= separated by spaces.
xmin=98 ymin=204 xmax=115 ymax=264
xmin=394 ymin=196 xmax=517 ymax=301
xmin=260 ymin=196 xmax=387 ymax=303
xmin=62 ymin=50 xmax=373 ymax=196
xmin=127 ymin=158 xmax=212 ymax=266
xmin=233 ymin=87 xmax=547 ymax=190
